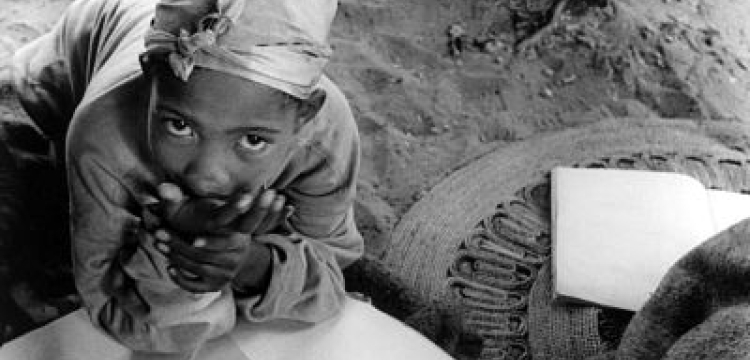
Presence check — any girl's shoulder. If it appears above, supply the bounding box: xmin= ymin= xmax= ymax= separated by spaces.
xmin=67 ymin=75 xmax=151 ymax=175
xmin=305 ymin=76 xmax=359 ymax=153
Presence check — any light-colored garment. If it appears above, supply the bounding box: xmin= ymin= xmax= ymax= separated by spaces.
xmin=0 ymin=297 xmax=455 ymax=360
xmin=12 ymin=0 xmax=364 ymax=357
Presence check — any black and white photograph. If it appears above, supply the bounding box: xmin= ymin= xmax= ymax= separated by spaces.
xmin=1 ymin=0 xmax=749 ymax=359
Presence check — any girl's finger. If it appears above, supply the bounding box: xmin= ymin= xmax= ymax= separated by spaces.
xmin=156 ymin=183 xmax=186 ymax=219
xmin=167 ymin=236 xmax=243 ymax=266
xmin=209 ymin=190 xmax=257 ymax=229
xmin=152 ymin=227 xmax=180 ymax=255
xmin=255 ymin=194 xmax=286 ymax=234
xmin=178 ymin=267 xmax=201 ymax=281
xmin=190 ymin=234 xmax=247 ymax=252
xmin=154 ymin=228 xmax=172 ymax=242
xmin=169 ymin=265 xmax=219 ymax=293
xmin=284 ymin=205 xmax=295 ymax=220
xmin=168 ymin=250 xmax=235 ymax=279
xmin=236 ymin=189 xmax=275 ymax=234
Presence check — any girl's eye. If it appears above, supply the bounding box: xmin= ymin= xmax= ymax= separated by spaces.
xmin=239 ymin=134 xmax=269 ymax=152
xmin=164 ymin=118 xmax=194 ymax=137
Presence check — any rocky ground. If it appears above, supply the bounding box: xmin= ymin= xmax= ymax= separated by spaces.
xmin=1 ymin=0 xmax=749 ymax=347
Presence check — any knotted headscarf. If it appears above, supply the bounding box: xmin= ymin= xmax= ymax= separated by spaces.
xmin=143 ymin=0 xmax=337 ymax=99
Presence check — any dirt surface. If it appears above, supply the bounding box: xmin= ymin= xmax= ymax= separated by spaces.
xmin=1 ymin=0 xmax=750 ymax=344
xmin=330 ymin=0 xmax=750 ymax=256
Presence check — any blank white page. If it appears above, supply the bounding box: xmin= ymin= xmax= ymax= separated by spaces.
xmin=553 ymin=167 xmax=716 ymax=311
xmin=708 ymin=189 xmax=750 ymax=233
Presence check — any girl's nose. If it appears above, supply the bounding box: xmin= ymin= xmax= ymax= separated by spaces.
xmin=184 ymin=154 xmax=232 ymax=198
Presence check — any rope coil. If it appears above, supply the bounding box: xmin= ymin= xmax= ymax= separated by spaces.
xmin=385 ymin=119 xmax=750 ymax=360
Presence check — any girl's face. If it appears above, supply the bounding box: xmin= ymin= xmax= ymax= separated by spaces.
xmin=148 ymin=68 xmax=301 ymax=199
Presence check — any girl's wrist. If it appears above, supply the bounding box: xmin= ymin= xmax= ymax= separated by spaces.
xmin=232 ymin=241 xmax=273 ymax=297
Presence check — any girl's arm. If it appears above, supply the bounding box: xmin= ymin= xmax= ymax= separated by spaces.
xmin=235 ymin=92 xmax=365 ymax=323
xmin=67 ymin=148 xmax=236 ymax=356
xmin=12 ymin=0 xmax=151 ymax=144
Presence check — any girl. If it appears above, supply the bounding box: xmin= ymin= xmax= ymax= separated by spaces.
xmin=12 ymin=0 xmax=363 ymax=356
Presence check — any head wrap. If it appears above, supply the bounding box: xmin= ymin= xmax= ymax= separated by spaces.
xmin=143 ymin=0 xmax=337 ymax=99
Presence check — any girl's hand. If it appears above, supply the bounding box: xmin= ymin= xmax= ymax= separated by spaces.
xmin=155 ymin=183 xmax=292 ymax=236
xmin=153 ymin=228 xmax=271 ymax=293
xmin=149 ymin=183 xmax=285 ymax=294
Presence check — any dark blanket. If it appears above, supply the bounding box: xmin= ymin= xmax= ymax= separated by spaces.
xmin=596 ymin=218 xmax=750 ymax=360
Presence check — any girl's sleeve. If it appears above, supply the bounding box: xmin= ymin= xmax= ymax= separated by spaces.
xmin=12 ymin=14 xmax=78 ymax=142
xmin=12 ymin=0 xmax=150 ymax=142
xmin=236 ymin=102 xmax=365 ymax=323
xmin=68 ymin=149 xmax=236 ymax=356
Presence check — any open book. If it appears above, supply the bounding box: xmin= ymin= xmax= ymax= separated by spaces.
xmin=552 ymin=167 xmax=750 ymax=311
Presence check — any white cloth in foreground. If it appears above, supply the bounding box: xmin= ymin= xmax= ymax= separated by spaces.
xmin=0 ymin=297 xmax=454 ymax=360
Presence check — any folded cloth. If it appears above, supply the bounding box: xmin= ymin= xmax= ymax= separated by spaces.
xmin=144 ymin=0 xmax=336 ymax=99
xmin=595 ymin=217 xmax=750 ymax=360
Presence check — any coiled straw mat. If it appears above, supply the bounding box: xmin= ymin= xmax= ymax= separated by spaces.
xmin=383 ymin=118 xmax=750 ymax=360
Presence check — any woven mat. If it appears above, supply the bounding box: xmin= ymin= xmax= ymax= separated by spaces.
xmin=383 ymin=118 xmax=750 ymax=360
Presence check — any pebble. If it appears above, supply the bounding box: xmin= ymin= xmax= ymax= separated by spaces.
xmin=525 ymin=48 xmax=539 ymax=61
xmin=447 ymin=23 xmax=466 ymax=39
xmin=540 ymin=87 xmax=554 ymax=98
xmin=600 ymin=4 xmax=616 ymax=19
xmin=412 ymin=190 xmax=427 ymax=202
xmin=480 ymin=39 xmax=498 ymax=54
xmin=561 ymin=73 xmax=578 ymax=85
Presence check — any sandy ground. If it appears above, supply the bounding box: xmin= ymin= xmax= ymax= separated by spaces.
xmin=1 ymin=0 xmax=750 ymax=344
xmin=330 ymin=0 xmax=750 ymax=256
